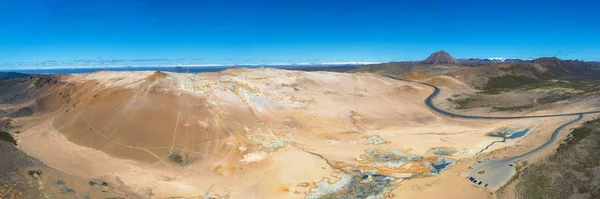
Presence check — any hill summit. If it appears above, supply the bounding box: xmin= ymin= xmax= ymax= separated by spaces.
xmin=422 ymin=50 xmax=460 ymax=64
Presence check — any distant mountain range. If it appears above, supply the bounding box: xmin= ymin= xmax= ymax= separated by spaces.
xmin=458 ymin=58 xmax=532 ymax=63
xmin=0 ymin=72 xmax=30 ymax=80
xmin=420 ymin=50 xmax=533 ymax=64
xmin=0 ymin=51 xmax=595 ymax=70
xmin=0 ymin=59 xmax=380 ymax=69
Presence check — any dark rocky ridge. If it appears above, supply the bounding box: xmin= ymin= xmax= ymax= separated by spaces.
xmin=0 ymin=72 xmax=30 ymax=80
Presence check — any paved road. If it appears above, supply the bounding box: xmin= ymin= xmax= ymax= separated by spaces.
xmin=384 ymin=75 xmax=600 ymax=189
xmin=463 ymin=114 xmax=583 ymax=189
xmin=385 ymin=75 xmax=600 ymax=119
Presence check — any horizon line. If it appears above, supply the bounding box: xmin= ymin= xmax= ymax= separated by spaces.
xmin=2 ymin=56 xmax=599 ymax=70
xmin=0 ymin=62 xmax=381 ymax=70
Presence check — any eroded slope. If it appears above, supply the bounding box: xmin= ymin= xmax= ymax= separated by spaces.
xmin=1 ymin=68 xmax=554 ymax=198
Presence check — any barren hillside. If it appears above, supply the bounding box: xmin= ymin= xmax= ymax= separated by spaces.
xmin=0 ymin=68 xmax=588 ymax=198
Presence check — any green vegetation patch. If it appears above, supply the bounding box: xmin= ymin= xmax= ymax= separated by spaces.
xmin=513 ymin=117 xmax=600 ymax=199
xmin=0 ymin=130 xmax=17 ymax=146
xmin=89 ymin=179 xmax=112 ymax=193
xmin=27 ymin=170 xmax=42 ymax=176
xmin=556 ymin=126 xmax=593 ymax=152
xmin=449 ymin=93 xmax=543 ymax=112
xmin=516 ymin=165 xmax=555 ymax=198
xmin=88 ymin=179 xmax=109 ymax=187
xmin=488 ymin=76 xmax=600 ymax=95
xmin=536 ymin=94 xmax=572 ymax=104
xmin=167 ymin=153 xmax=186 ymax=165
xmin=448 ymin=94 xmax=514 ymax=110
xmin=452 ymin=77 xmax=600 ymax=112
xmin=485 ymin=75 xmax=540 ymax=90
xmin=447 ymin=95 xmax=488 ymax=110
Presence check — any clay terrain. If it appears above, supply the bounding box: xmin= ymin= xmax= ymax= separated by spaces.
xmin=1 ymin=57 xmax=600 ymax=198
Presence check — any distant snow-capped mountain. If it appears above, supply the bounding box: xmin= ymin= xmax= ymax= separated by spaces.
xmin=458 ymin=58 xmax=532 ymax=63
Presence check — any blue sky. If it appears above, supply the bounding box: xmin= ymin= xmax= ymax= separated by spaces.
xmin=1 ymin=0 xmax=599 ymax=66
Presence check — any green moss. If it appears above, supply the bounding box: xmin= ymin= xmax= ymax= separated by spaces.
xmin=485 ymin=75 xmax=540 ymax=90
xmin=0 ymin=130 xmax=17 ymax=146
xmin=557 ymin=126 xmax=593 ymax=152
